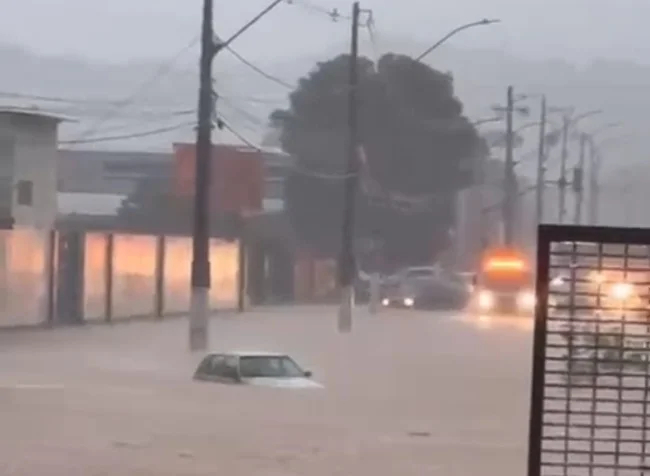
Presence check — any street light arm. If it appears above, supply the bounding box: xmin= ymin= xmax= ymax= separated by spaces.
xmin=472 ymin=116 xmax=502 ymax=126
xmin=416 ymin=19 xmax=500 ymax=62
xmin=587 ymin=122 xmax=623 ymax=139
xmin=515 ymin=119 xmax=561 ymax=134
xmin=571 ymin=109 xmax=603 ymax=126
xmin=218 ymin=0 xmax=285 ymax=50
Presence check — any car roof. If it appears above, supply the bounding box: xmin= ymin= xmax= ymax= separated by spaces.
xmin=206 ymin=350 xmax=288 ymax=358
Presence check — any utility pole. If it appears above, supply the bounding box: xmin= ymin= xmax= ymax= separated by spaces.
xmin=503 ymin=85 xmax=516 ymax=245
xmin=337 ymin=1 xmax=361 ymax=333
xmin=588 ymin=145 xmax=600 ymax=225
xmin=573 ymin=133 xmax=586 ymax=224
xmin=190 ymin=0 xmax=285 ymax=351
xmin=535 ymin=95 xmax=547 ymax=225
xmin=557 ymin=114 xmax=570 ymax=223
xmin=190 ymin=0 xmax=215 ymax=352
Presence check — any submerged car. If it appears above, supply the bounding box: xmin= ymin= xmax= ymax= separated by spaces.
xmin=193 ymin=351 xmax=323 ymax=389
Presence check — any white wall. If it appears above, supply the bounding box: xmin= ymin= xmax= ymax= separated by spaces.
xmin=1 ymin=114 xmax=59 ymax=229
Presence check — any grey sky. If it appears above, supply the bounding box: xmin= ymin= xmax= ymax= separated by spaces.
xmin=1 ymin=0 xmax=650 ymax=65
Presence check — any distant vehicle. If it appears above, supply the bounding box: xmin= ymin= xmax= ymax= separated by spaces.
xmin=193 ymin=351 xmax=323 ymax=389
xmin=381 ymin=268 xmax=470 ymax=310
xmin=472 ymin=247 xmax=535 ymax=315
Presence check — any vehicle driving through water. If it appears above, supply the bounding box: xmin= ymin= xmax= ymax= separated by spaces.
xmin=472 ymin=247 xmax=536 ymax=316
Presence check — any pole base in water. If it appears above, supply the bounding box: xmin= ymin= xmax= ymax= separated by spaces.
xmin=338 ymin=285 xmax=354 ymax=333
xmin=189 ymin=287 xmax=209 ymax=351
xmin=368 ymin=273 xmax=380 ymax=315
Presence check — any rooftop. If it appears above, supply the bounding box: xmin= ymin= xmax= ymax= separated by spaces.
xmin=0 ymin=106 xmax=74 ymax=123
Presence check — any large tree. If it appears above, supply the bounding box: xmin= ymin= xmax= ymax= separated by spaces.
xmin=271 ymin=53 xmax=485 ymax=268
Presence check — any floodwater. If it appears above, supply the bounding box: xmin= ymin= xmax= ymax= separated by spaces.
xmin=0 ymin=306 xmax=533 ymax=475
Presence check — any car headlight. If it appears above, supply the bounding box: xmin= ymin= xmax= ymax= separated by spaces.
xmin=478 ymin=290 xmax=494 ymax=309
xmin=550 ymin=276 xmax=565 ymax=287
xmin=517 ymin=291 xmax=536 ymax=309
xmin=403 ymin=297 xmax=415 ymax=307
xmin=381 ymin=298 xmax=390 ymax=306
xmin=610 ymin=282 xmax=634 ymax=301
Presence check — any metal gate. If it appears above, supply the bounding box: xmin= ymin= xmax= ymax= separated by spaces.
xmin=529 ymin=225 xmax=650 ymax=476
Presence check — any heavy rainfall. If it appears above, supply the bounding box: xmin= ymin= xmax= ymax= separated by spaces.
xmin=0 ymin=0 xmax=649 ymax=474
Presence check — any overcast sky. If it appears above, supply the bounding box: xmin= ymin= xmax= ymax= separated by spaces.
xmin=1 ymin=0 xmax=649 ymax=65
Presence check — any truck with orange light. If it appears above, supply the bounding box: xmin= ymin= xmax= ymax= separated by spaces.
xmin=472 ymin=247 xmax=536 ymax=315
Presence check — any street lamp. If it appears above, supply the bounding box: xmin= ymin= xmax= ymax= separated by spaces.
xmin=557 ymin=109 xmax=604 ymax=223
xmin=416 ymin=19 xmax=501 ymax=62
xmin=586 ymin=130 xmax=632 ymax=225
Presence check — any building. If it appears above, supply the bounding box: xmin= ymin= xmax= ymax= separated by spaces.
xmin=57 ymin=146 xmax=291 ymax=216
xmin=0 ymin=108 xmax=69 ymax=228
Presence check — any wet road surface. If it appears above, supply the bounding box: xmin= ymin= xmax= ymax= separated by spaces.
xmin=0 ymin=306 xmax=534 ymax=475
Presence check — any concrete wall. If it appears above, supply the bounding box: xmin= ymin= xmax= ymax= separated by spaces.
xmin=0 ymin=112 xmax=59 ymax=229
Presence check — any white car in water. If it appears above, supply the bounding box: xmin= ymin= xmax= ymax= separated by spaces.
xmin=193 ymin=351 xmax=323 ymax=389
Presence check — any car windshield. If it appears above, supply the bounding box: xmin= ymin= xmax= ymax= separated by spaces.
xmin=481 ymin=271 xmax=533 ymax=292
xmin=238 ymin=355 xmax=305 ymax=379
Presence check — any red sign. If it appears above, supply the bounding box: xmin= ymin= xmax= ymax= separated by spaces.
xmin=173 ymin=143 xmax=263 ymax=213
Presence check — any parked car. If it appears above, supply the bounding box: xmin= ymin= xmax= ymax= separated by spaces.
xmin=194 ymin=351 xmax=323 ymax=389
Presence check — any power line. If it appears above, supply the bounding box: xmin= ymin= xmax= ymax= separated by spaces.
xmin=224 ymin=46 xmax=294 ymax=89
xmin=219 ymin=115 xmax=354 ymax=180
xmin=67 ymin=35 xmax=200 ymax=144
xmin=286 ymin=0 xmax=351 ymax=21
xmin=59 ymin=121 xmax=195 ymax=145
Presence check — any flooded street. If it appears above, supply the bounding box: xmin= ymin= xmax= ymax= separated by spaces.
xmin=0 ymin=306 xmax=533 ymax=475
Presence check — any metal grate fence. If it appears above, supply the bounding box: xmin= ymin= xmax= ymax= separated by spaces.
xmin=528 ymin=225 xmax=650 ymax=476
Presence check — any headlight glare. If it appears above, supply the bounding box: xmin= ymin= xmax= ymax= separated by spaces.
xmin=478 ymin=290 xmax=494 ymax=309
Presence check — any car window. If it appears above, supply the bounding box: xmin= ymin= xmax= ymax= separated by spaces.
xmin=239 ymin=356 xmax=304 ymax=378
xmin=206 ymin=355 xmax=226 ymax=376
xmin=217 ymin=355 xmax=239 ymax=379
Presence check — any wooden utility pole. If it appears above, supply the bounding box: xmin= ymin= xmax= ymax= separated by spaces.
xmin=337 ymin=1 xmax=361 ymax=333
xmin=190 ymin=0 xmax=215 ymax=352
xmin=573 ymin=133 xmax=586 ymax=224
xmin=557 ymin=115 xmax=570 ymax=223
xmin=190 ymin=0 xmax=285 ymax=351
xmin=503 ymin=85 xmax=516 ymax=245
xmin=588 ymin=145 xmax=600 ymax=225
xmin=535 ymin=96 xmax=547 ymax=225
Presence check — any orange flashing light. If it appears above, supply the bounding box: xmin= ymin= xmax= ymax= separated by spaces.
xmin=484 ymin=258 xmax=526 ymax=272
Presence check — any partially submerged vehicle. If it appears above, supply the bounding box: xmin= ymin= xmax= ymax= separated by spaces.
xmin=193 ymin=351 xmax=323 ymax=389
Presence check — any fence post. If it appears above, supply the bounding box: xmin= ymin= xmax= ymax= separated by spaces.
xmin=104 ymin=234 xmax=114 ymax=323
xmin=45 ymin=229 xmax=57 ymax=325
xmin=237 ymin=236 xmax=246 ymax=312
xmin=154 ymin=235 xmax=165 ymax=319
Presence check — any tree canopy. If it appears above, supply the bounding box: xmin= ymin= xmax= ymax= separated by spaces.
xmin=271 ymin=53 xmax=485 ymax=268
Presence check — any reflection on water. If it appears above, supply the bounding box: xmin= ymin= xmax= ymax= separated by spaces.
xmin=0 ymin=228 xmax=239 ymax=327
xmin=463 ymin=312 xmax=534 ymax=332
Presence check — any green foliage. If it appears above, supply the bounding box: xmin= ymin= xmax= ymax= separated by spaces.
xmin=271 ymin=53 xmax=484 ymax=266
